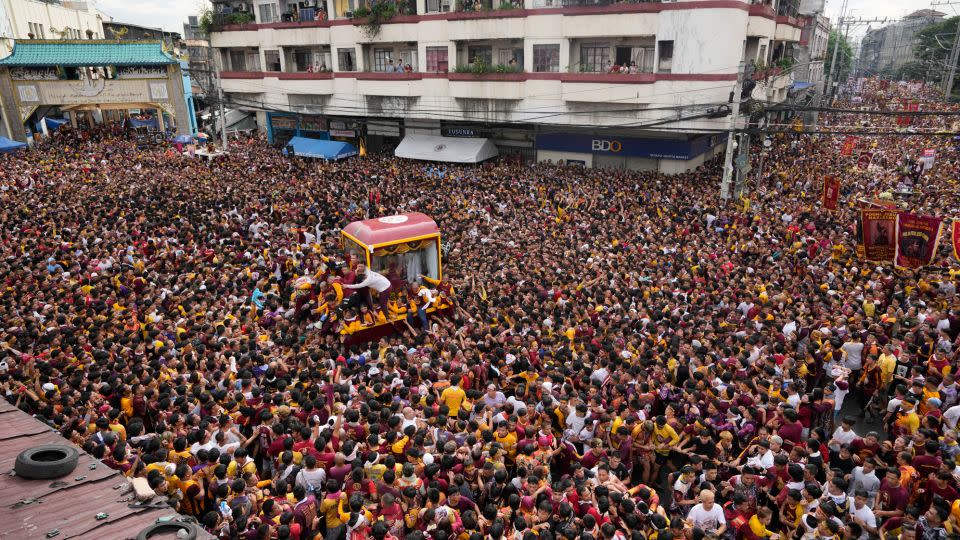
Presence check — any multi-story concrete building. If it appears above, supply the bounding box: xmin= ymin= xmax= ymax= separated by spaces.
xmin=184 ymin=15 xmax=205 ymax=40
xmin=0 ymin=0 xmax=104 ymax=54
xmin=209 ymin=0 xmax=803 ymax=172
xmin=794 ymin=10 xmax=828 ymax=92
xmin=860 ymin=9 xmax=944 ymax=77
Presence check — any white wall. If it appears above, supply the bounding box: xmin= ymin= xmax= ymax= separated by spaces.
xmin=1 ymin=0 xmax=103 ymax=51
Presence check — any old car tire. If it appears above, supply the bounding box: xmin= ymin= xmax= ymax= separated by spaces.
xmin=136 ymin=522 xmax=199 ymax=540
xmin=14 ymin=445 xmax=79 ymax=479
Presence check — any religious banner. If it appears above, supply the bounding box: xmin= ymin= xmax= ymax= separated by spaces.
xmin=859 ymin=208 xmax=897 ymax=262
xmin=954 ymin=221 xmax=960 ymax=263
xmin=894 ymin=213 xmax=943 ymax=269
xmin=840 ymin=136 xmax=858 ymax=156
xmin=822 ymin=175 xmax=840 ymax=210
xmin=856 ymin=151 xmax=874 ymax=170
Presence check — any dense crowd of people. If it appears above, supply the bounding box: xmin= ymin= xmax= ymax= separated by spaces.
xmin=1 ymin=79 xmax=959 ymax=540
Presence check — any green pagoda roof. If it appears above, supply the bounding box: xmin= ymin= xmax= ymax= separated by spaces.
xmin=0 ymin=40 xmax=177 ymax=67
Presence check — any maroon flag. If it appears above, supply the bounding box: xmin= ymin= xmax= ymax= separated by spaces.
xmin=894 ymin=213 xmax=944 ymax=269
xmin=822 ymin=175 xmax=840 ymax=211
xmin=953 ymin=221 xmax=960 ymax=264
xmin=840 ymin=136 xmax=858 ymax=156
xmin=859 ymin=208 xmax=897 ymax=262
xmin=856 ymin=151 xmax=874 ymax=170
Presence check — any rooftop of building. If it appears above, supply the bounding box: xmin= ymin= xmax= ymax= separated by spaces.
xmin=0 ymin=40 xmax=177 ymax=67
xmin=905 ymin=9 xmax=945 ymax=19
xmin=0 ymin=398 xmax=210 ymax=539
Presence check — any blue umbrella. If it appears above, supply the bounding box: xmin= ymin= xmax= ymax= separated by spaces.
xmin=171 ymin=135 xmax=194 ymax=144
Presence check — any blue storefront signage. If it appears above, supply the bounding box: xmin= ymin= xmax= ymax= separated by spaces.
xmin=536 ymin=133 xmax=718 ymax=160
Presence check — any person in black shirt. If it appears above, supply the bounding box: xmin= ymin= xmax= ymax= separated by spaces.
xmin=833 ymin=444 xmax=857 ymax=477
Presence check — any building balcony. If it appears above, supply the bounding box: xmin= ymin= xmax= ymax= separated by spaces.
xmin=751 ymin=67 xmax=793 ymax=101
xmin=339 ymin=71 xmax=426 ymax=95
xmin=210 ymin=0 xmax=754 ymax=33
xmin=448 ymin=70 xmax=525 ymax=98
xmin=774 ymin=16 xmax=802 ymax=41
xmin=219 ymin=70 xmax=335 ymax=94
xmin=277 ymin=71 xmax=335 ymax=79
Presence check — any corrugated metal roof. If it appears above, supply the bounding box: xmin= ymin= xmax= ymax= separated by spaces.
xmin=0 ymin=399 xmax=212 ymax=539
xmin=0 ymin=40 xmax=177 ymax=66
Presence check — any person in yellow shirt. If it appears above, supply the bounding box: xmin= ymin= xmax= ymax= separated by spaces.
xmin=877 ymin=345 xmax=897 ymax=388
xmin=895 ymin=399 xmax=920 ymax=436
xmin=745 ymin=507 xmax=779 ymax=539
xmin=493 ymin=422 xmax=518 ymax=460
xmin=319 ymin=481 xmax=347 ymax=532
xmin=440 ymin=376 xmax=467 ymax=416
xmin=651 ymin=416 xmax=679 ymax=480
xmin=226 ymin=448 xmax=257 ymax=478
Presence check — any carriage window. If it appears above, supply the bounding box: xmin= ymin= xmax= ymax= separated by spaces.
xmin=342 ymin=237 xmax=368 ymax=268
xmin=371 ymin=240 xmax=439 ymax=285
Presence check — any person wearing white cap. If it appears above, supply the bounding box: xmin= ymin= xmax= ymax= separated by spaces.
xmin=482 ymin=384 xmax=506 ymax=409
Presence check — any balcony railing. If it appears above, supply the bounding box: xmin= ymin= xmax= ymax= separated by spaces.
xmin=453 ymin=0 xmax=522 ymax=11
xmin=211 ymin=12 xmax=256 ymax=31
xmin=552 ymin=0 xmax=661 ymax=7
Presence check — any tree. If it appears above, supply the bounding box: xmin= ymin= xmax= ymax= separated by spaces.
xmin=911 ymin=16 xmax=960 ymax=91
xmin=824 ymin=30 xmax=854 ymax=83
xmin=198 ymin=7 xmax=213 ymax=36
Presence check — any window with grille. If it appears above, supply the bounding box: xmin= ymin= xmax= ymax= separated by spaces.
xmin=294 ymin=50 xmax=311 ymax=71
xmin=374 ymin=49 xmax=393 ymax=72
xmin=229 ymin=51 xmax=246 ymax=71
xmin=264 ymin=50 xmax=281 ymax=72
xmin=497 ymin=48 xmax=522 ymax=67
xmin=579 ymin=44 xmax=609 ymax=72
xmin=399 ymin=50 xmax=418 ymax=71
xmin=426 ymin=47 xmax=448 ymax=72
xmin=258 ymin=3 xmax=278 ymax=23
xmin=533 ymin=44 xmax=559 ymax=72
xmin=426 ymin=0 xmax=451 ymax=11
xmin=467 ymin=46 xmax=492 ymax=66
xmin=338 ymin=48 xmax=356 ymax=71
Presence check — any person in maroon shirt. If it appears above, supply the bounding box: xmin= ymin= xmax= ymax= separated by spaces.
xmin=580 ymin=439 xmax=608 ymax=470
xmin=911 ymin=440 xmax=943 ymax=479
xmin=920 ymin=471 xmax=959 ymax=511
xmin=776 ymin=408 xmax=804 ymax=447
xmin=874 ymin=468 xmax=908 ymax=521
xmin=850 ymin=432 xmax=882 ymax=463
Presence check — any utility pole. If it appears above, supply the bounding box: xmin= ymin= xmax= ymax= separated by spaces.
xmin=932 ymin=1 xmax=960 ymax=100
xmin=218 ymin=84 xmax=229 ymax=150
xmin=203 ymin=28 xmax=229 ymax=150
xmin=721 ymin=61 xmax=746 ymax=201
xmin=824 ymin=15 xmax=889 ymax=105
xmin=822 ymin=0 xmax=848 ymax=108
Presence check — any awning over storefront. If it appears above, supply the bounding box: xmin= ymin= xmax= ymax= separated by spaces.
xmin=44 ymin=117 xmax=68 ymax=131
xmin=0 ymin=137 xmax=27 ymax=153
xmin=283 ymin=136 xmax=358 ymax=160
xmin=395 ymin=134 xmax=498 ymax=163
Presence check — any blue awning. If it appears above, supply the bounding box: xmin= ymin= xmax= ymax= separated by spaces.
xmin=0 ymin=137 xmax=27 ymax=153
xmin=792 ymin=81 xmax=814 ymax=90
xmin=44 ymin=117 xmax=68 ymax=131
xmin=283 ymin=136 xmax=358 ymax=160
